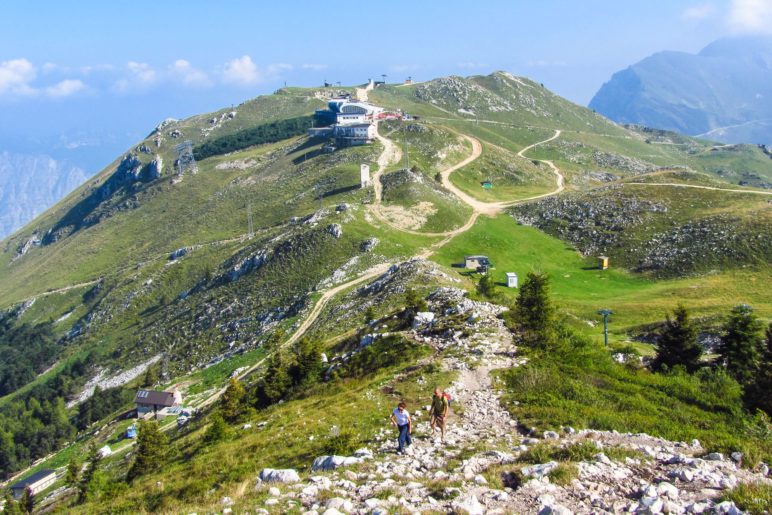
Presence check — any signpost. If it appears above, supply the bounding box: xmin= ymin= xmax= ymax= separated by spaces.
xmin=597 ymin=308 xmax=613 ymax=346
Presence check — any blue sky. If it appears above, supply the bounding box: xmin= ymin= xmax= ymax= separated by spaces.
xmin=1 ymin=0 xmax=770 ymax=171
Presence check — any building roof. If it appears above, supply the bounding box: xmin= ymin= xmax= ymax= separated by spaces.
xmin=135 ymin=389 xmax=176 ymax=406
xmin=11 ymin=469 xmax=56 ymax=489
xmin=506 ymin=272 xmax=518 ymax=277
xmin=465 ymin=255 xmax=489 ymax=260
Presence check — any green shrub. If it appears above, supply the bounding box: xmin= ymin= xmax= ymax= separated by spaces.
xmin=193 ymin=116 xmax=314 ymax=160
xmin=502 ymin=329 xmax=772 ymax=464
xmin=322 ymin=426 xmax=360 ymax=456
xmin=548 ymin=463 xmax=578 ymax=486
xmin=720 ymin=482 xmax=772 ymax=514
xmin=336 ymin=335 xmax=430 ymax=379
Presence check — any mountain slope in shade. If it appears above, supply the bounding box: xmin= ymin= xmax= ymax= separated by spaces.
xmin=0 ymin=152 xmax=90 ymax=238
xmin=589 ymin=36 xmax=772 ymax=144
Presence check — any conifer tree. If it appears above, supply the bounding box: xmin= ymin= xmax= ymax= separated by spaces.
xmin=221 ymin=377 xmax=246 ymax=423
xmin=127 ymin=420 xmax=168 ymax=481
xmin=717 ymin=304 xmax=764 ymax=384
xmin=20 ymin=487 xmax=33 ymax=514
xmin=3 ymin=491 xmax=22 ymax=515
xmin=255 ymin=353 xmax=292 ymax=407
xmin=78 ymin=442 xmax=101 ymax=502
xmin=652 ymin=305 xmax=702 ymax=372
xmin=477 ymin=273 xmax=496 ymax=298
xmin=65 ymin=455 xmax=80 ymax=487
xmin=204 ymin=412 xmax=227 ymax=444
xmin=512 ymin=272 xmax=555 ymax=348
xmin=746 ymin=322 xmax=772 ymax=415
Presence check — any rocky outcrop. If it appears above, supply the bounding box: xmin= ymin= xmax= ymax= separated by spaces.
xmin=226 ymin=251 xmax=269 ymax=282
xmin=325 ymin=223 xmax=343 ymax=239
xmin=147 ymin=155 xmax=163 ymax=179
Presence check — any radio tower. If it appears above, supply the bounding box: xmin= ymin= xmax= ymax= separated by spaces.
xmin=174 ymin=140 xmax=198 ymax=176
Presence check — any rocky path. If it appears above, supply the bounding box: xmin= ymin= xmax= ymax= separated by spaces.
xmin=249 ymin=289 xmax=770 ymax=514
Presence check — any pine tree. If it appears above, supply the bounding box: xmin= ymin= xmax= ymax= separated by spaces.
xmin=404 ymin=288 xmax=427 ymax=318
xmin=717 ymin=304 xmax=764 ymax=384
xmin=127 ymin=420 xmax=168 ymax=481
xmin=364 ymin=306 xmax=376 ymax=325
xmin=78 ymin=442 xmax=101 ymax=502
xmin=20 ymin=487 xmax=33 ymax=514
xmin=746 ymin=322 xmax=772 ymax=415
xmin=3 ymin=492 xmax=22 ymax=515
xmin=221 ymin=377 xmax=246 ymax=423
xmin=290 ymin=338 xmax=322 ymax=387
xmin=512 ymin=272 xmax=555 ymax=348
xmin=652 ymin=305 xmax=702 ymax=372
xmin=255 ymin=353 xmax=292 ymax=407
xmin=204 ymin=412 xmax=227 ymax=444
xmin=477 ymin=273 xmax=496 ymax=298
xmin=65 ymin=455 xmax=80 ymax=487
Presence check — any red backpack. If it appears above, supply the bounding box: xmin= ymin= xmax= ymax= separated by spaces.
xmin=443 ymin=392 xmax=453 ymax=406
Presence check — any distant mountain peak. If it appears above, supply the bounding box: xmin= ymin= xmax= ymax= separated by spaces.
xmin=590 ymin=36 xmax=772 ymax=144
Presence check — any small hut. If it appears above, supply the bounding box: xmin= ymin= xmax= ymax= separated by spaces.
xmin=506 ymin=272 xmax=518 ymax=288
xmin=598 ymin=256 xmax=609 ymax=270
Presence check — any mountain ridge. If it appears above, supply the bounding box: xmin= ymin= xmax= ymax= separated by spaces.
xmin=0 ymin=72 xmax=770 ymax=513
xmin=589 ymin=36 xmax=772 ymax=144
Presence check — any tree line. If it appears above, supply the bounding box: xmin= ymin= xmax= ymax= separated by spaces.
xmin=193 ymin=116 xmax=314 ymax=161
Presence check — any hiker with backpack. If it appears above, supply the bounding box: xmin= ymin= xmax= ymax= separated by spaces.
xmin=430 ymin=386 xmax=450 ymax=442
xmin=390 ymin=401 xmax=412 ymax=454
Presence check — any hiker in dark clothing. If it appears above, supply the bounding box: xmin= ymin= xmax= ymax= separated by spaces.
xmin=430 ymin=386 xmax=449 ymax=441
xmin=389 ymin=401 xmax=412 ymax=454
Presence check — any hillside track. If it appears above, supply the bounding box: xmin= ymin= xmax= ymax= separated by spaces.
xmin=622 ymin=182 xmax=772 ymax=195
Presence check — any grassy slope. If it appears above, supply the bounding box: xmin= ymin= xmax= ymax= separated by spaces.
xmin=432 ymin=215 xmax=771 ymax=338
xmin=448 ymin=142 xmax=555 ymax=202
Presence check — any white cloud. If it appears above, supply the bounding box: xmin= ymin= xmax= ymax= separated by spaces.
xmin=127 ymin=61 xmax=156 ymax=84
xmin=681 ymin=3 xmax=716 ymax=20
xmin=0 ymin=58 xmax=37 ymax=96
xmin=113 ymin=61 xmax=157 ymax=92
xmin=45 ymin=79 xmax=86 ymax=98
xmin=302 ymin=63 xmax=328 ymax=71
xmin=222 ymin=55 xmax=261 ymax=85
xmin=221 ymin=56 xmax=291 ymax=86
xmin=729 ymin=0 xmax=772 ymax=33
xmin=168 ymin=59 xmax=211 ymax=87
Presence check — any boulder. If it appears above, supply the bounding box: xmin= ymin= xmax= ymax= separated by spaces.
xmin=522 ymin=461 xmax=558 ymax=478
xmin=538 ymin=504 xmax=574 ymax=515
xmin=311 ymin=455 xmax=365 ymax=471
xmin=326 ymin=223 xmax=343 ymax=239
xmin=543 ymin=431 xmax=560 ymax=440
xmin=703 ymin=452 xmax=724 ymax=461
xmin=453 ymin=494 xmax=484 ymax=515
xmin=713 ymin=501 xmax=741 ymax=515
xmin=325 ymin=498 xmax=353 ymax=513
xmin=412 ymin=311 xmax=435 ymax=329
xmin=259 ymin=468 xmax=301 ymax=483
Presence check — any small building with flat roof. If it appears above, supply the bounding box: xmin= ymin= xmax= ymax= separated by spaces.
xmin=10 ymin=469 xmax=57 ymax=499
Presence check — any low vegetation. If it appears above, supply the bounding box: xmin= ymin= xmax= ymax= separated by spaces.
xmin=193 ymin=115 xmax=314 ymax=160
